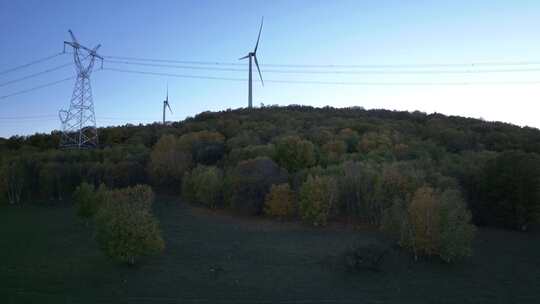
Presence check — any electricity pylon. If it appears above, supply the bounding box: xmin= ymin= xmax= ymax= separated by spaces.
xmin=59 ymin=30 xmax=102 ymax=149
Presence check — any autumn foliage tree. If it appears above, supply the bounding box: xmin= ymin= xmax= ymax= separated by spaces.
xmin=382 ymin=185 xmax=476 ymax=262
xmin=264 ymin=183 xmax=296 ymax=219
xmin=148 ymin=135 xmax=192 ymax=189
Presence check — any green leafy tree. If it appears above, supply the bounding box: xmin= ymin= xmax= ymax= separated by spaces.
xmin=178 ymin=131 xmax=225 ymax=165
xmin=274 ymin=136 xmax=316 ymax=172
xmin=227 ymin=157 xmax=288 ymax=215
xmin=183 ymin=165 xmax=223 ymax=208
xmin=439 ymin=189 xmax=476 ymax=262
xmin=479 ymin=151 xmax=540 ymax=229
xmin=337 ymin=128 xmax=360 ymax=153
xmin=73 ymin=182 xmax=107 ymax=222
xmin=2 ymin=157 xmax=26 ymax=205
xmin=299 ymin=175 xmax=338 ymax=226
xmin=95 ymin=185 xmax=164 ymax=265
xmin=339 ymin=161 xmax=382 ymax=224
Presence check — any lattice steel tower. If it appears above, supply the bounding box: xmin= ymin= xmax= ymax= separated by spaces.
xmin=59 ymin=30 xmax=102 ymax=149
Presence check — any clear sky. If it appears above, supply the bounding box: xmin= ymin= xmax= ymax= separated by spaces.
xmin=1 ymin=0 xmax=540 ymax=137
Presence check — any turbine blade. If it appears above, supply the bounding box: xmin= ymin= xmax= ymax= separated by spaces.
xmin=92 ymin=44 xmax=101 ymax=52
xmin=254 ymin=17 xmax=264 ymax=54
xmin=239 ymin=54 xmax=250 ymax=60
xmin=167 ymin=102 xmax=173 ymax=114
xmin=254 ymin=55 xmax=264 ymax=86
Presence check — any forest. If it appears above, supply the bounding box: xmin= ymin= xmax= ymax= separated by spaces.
xmin=1 ymin=105 xmax=540 ymax=264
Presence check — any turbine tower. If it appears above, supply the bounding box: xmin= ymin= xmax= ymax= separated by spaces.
xmin=163 ymin=85 xmax=172 ymax=124
xmin=59 ymin=30 xmax=102 ymax=149
xmin=239 ymin=17 xmax=264 ymax=109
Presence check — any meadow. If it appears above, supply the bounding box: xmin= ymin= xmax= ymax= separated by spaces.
xmin=2 ymin=198 xmax=539 ymax=304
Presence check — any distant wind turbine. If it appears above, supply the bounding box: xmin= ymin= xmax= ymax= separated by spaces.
xmin=162 ymin=84 xmax=172 ymax=124
xmin=239 ymin=17 xmax=264 ymax=109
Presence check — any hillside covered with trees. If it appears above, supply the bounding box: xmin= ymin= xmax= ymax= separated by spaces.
xmin=1 ymin=105 xmax=540 ymax=262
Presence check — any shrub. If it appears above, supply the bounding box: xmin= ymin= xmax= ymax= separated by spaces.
xmin=182 ymin=165 xmax=223 ymax=208
xmin=342 ymin=241 xmax=390 ymax=272
xmin=299 ymin=175 xmax=338 ymax=226
xmin=228 ymin=157 xmax=288 ymax=215
xmin=73 ymin=182 xmax=107 ymax=221
xmin=95 ymin=185 xmax=164 ymax=265
xmin=264 ymin=183 xmax=296 ymax=219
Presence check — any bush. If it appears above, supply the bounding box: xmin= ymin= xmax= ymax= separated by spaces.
xmin=227 ymin=157 xmax=288 ymax=215
xmin=342 ymin=241 xmax=390 ymax=272
xmin=182 ymin=165 xmax=223 ymax=208
xmin=299 ymin=175 xmax=338 ymax=226
xmin=264 ymin=183 xmax=296 ymax=219
xmin=95 ymin=185 xmax=164 ymax=265
xmin=73 ymin=182 xmax=107 ymax=221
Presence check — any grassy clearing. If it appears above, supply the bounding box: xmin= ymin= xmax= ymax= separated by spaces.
xmin=1 ymin=199 xmax=539 ymax=303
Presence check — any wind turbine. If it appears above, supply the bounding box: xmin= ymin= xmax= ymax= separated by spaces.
xmin=162 ymin=84 xmax=172 ymax=124
xmin=239 ymin=17 xmax=264 ymax=109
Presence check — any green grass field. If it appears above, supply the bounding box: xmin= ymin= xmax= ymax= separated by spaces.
xmin=1 ymin=198 xmax=539 ymax=303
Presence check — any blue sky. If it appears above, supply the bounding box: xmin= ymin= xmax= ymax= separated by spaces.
xmin=1 ymin=0 xmax=540 ymax=137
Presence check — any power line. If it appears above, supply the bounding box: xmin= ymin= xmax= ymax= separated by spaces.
xmin=105 ymin=59 xmax=540 ymax=75
xmin=0 ymin=77 xmax=75 ymax=100
xmin=103 ymin=67 xmax=540 ymax=86
xmin=104 ymin=55 xmax=246 ymax=67
xmin=0 ymin=52 xmax=65 ymax=76
xmin=102 ymin=54 xmax=540 ymax=69
xmin=0 ymin=114 xmax=160 ymax=122
xmin=0 ymin=114 xmax=57 ymax=120
xmin=0 ymin=62 xmax=73 ymax=88
xmin=103 ymin=67 xmax=246 ymax=82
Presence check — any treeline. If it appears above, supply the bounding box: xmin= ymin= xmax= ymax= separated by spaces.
xmin=1 ymin=106 xmax=540 ymax=259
